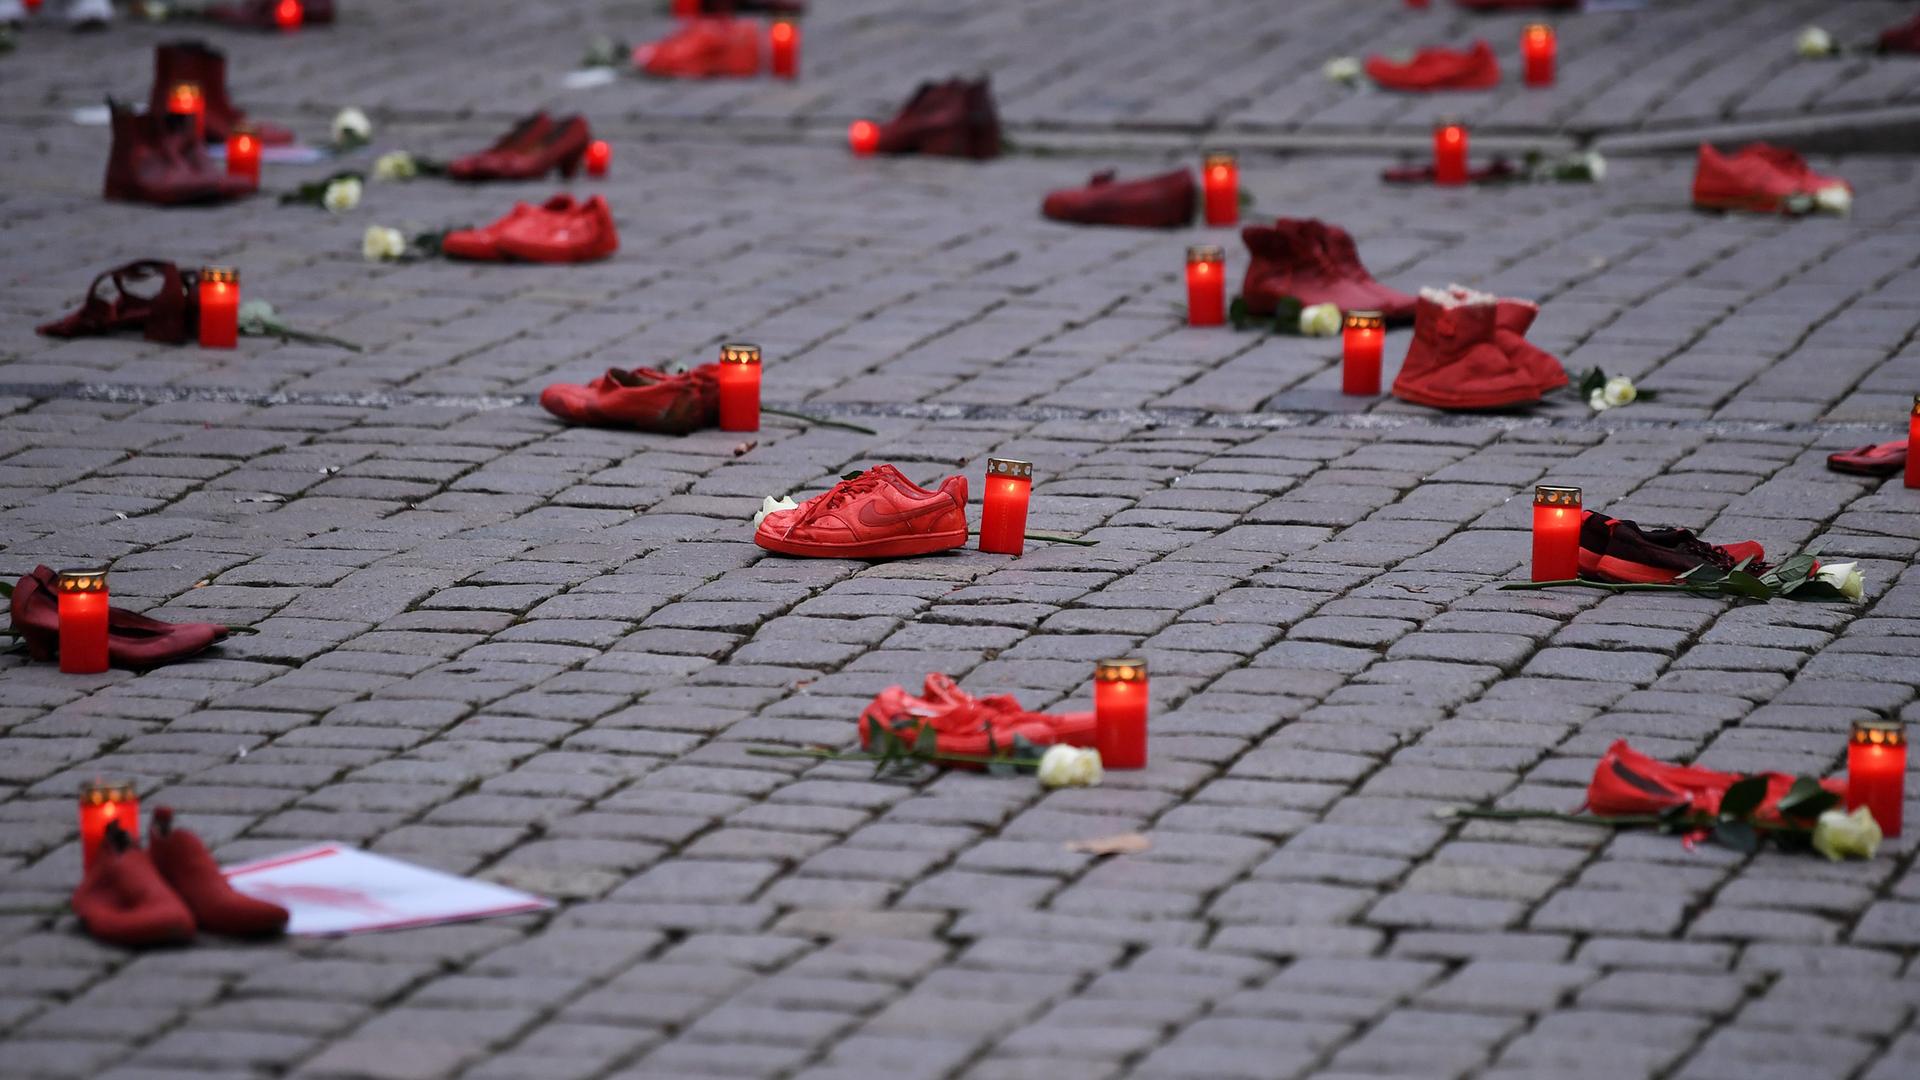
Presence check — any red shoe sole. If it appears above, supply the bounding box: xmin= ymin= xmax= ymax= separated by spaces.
xmin=756 ymin=528 xmax=967 ymax=559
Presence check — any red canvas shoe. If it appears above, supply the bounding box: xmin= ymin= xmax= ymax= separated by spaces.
xmin=149 ymin=40 xmax=295 ymax=146
xmin=540 ymin=365 xmax=719 ymax=434
xmin=38 ymin=260 xmax=194 ymax=344
xmin=755 ymin=465 xmax=968 ymax=558
xmin=1577 ymin=511 xmax=1767 ymax=585
xmin=1587 ymin=739 xmax=1843 ymax=824
xmin=634 ymin=16 xmax=761 ymax=78
xmin=860 ymin=673 xmax=1098 ymax=765
xmin=493 ymin=195 xmax=618 ymax=263
xmin=1827 ymin=440 xmax=1907 ymax=477
xmin=447 ymin=112 xmax=553 ymax=180
xmin=1693 ymin=143 xmax=1805 ymax=214
xmin=10 ymin=566 xmax=228 ymax=669
xmin=1882 ymin=12 xmax=1920 ymax=53
xmin=148 ymin=808 xmax=288 ymax=937
xmin=1366 ymin=40 xmax=1500 ymax=92
xmin=1391 ymin=286 xmax=1541 ymax=410
xmin=1042 ymin=168 xmax=1196 ymax=228
xmin=72 ymin=824 xmax=196 ymax=948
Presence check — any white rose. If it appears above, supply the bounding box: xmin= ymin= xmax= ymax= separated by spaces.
xmin=1814 ymin=185 xmax=1851 ymax=216
xmin=1796 ymin=26 xmax=1834 ymax=58
xmin=371 ymin=151 xmax=417 ymax=181
xmin=322 ymin=176 xmax=362 ymax=213
xmin=1036 ymin=744 xmax=1103 ymax=789
xmin=1322 ymin=57 xmax=1362 ymax=85
xmin=752 ymin=494 xmax=798 ymax=527
xmin=1299 ymin=302 xmax=1342 ymax=338
xmin=361 ymin=225 xmax=406 ymax=262
xmin=1602 ymin=376 xmax=1636 ymax=408
xmin=331 ymin=107 xmax=372 ymax=145
xmin=1588 ymin=388 xmax=1609 ymax=412
xmin=1814 ymin=561 xmax=1865 ymax=599
xmin=1811 ymin=806 xmax=1881 ymax=861
xmin=1584 ymin=151 xmax=1606 ymax=182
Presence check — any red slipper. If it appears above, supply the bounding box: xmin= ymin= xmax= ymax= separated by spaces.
xmin=1827 ymin=440 xmax=1907 ymax=477
xmin=72 ymin=823 xmax=196 ymax=948
xmin=148 ymin=808 xmax=289 ymax=937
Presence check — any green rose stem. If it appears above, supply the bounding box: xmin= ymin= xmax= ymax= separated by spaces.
xmin=1025 ymin=532 xmax=1098 ymax=547
xmin=1452 ymin=807 xmax=1796 ymax=833
xmin=1499 ymin=578 xmax=1716 ymax=595
xmin=240 ymin=324 xmax=364 ymax=353
xmin=760 ymin=407 xmax=876 ymax=435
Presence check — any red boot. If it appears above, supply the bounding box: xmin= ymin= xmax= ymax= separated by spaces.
xmin=1313 ymin=222 xmax=1417 ymax=322
xmin=634 ymin=16 xmax=761 ymax=78
xmin=9 ymin=566 xmax=229 ymax=669
xmin=872 ymin=78 xmax=1001 ymax=159
xmin=1366 ymin=40 xmax=1500 ymax=91
xmin=148 ymin=808 xmax=288 ymax=937
xmin=1041 ymin=169 xmax=1196 ymax=228
xmin=1391 ymin=286 xmax=1542 ymax=410
xmin=149 ymin=41 xmax=294 ymax=146
xmin=540 ymin=366 xmax=720 ymax=433
xmin=37 ymin=260 xmax=195 ymax=344
xmin=104 ymin=99 xmax=253 ymax=206
xmin=1241 ymin=219 xmax=1414 ymax=322
xmin=72 ymin=824 xmax=196 ymax=948
xmin=494 ymin=195 xmax=619 ymax=263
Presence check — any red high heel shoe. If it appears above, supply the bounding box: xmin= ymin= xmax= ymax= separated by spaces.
xmin=72 ymin=823 xmax=197 ymax=948
xmin=448 ymin=112 xmax=552 ymax=180
xmin=540 ymin=365 xmax=720 ymax=433
xmin=449 ymin=115 xmax=592 ymax=181
xmin=37 ymin=260 xmax=195 ymax=344
xmin=148 ymin=808 xmax=288 ymax=937
xmin=9 ymin=566 xmax=229 ymax=669
xmin=148 ymin=40 xmax=295 ymax=146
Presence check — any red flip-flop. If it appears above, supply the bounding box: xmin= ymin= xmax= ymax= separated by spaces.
xmin=1827 ymin=440 xmax=1907 ymax=477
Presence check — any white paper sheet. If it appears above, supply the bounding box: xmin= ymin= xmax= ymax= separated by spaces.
xmin=224 ymin=844 xmax=552 ymax=936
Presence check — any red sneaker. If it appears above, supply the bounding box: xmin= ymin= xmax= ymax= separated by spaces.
xmin=1391 ymin=286 xmax=1542 ymax=410
xmin=540 ymin=365 xmax=720 ymax=434
xmin=1882 ymin=12 xmax=1920 ymax=53
xmin=860 ymin=673 xmax=1098 ymax=765
xmin=1577 ymin=511 xmax=1767 ymax=585
xmin=755 ymin=465 xmax=968 ymax=558
xmin=443 ymin=195 xmax=575 ymax=261
xmin=1365 ymin=40 xmax=1500 ymax=92
xmin=1692 ymin=143 xmax=1805 ymax=214
xmin=634 ymin=16 xmax=761 ymax=78
xmin=1042 ymin=168 xmax=1197 ymax=228
xmin=148 ymin=808 xmax=288 ymax=937
xmin=1742 ymin=144 xmax=1851 ymax=205
xmin=72 ymin=824 xmax=196 ymax=948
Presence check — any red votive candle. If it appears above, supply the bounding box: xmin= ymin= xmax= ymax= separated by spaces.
xmin=23 ymin=0 xmax=42 ymax=10
xmin=1342 ymin=309 xmax=1384 ymax=395
xmin=849 ymin=120 xmax=880 ymax=157
xmin=1531 ymin=485 xmax=1581 ymax=582
xmin=1522 ymin=24 xmax=1556 ymax=87
xmin=672 ymin=0 xmax=699 ymax=15
xmin=770 ymin=22 xmax=800 ymax=79
xmin=585 ymin=139 xmax=612 ymax=178
xmin=1907 ymin=395 xmax=1920 ymax=490
xmin=57 ymin=567 xmax=109 ymax=675
xmin=79 ymin=779 xmax=138 ymax=872
xmin=227 ymin=130 xmax=261 ymax=186
xmin=1434 ymin=118 xmax=1468 ymax=186
xmin=1095 ymin=658 xmax=1148 ymax=769
xmin=718 ymin=343 xmax=761 ymax=432
xmin=168 ymin=82 xmax=205 ymax=143
xmin=979 ymin=457 xmax=1032 ymax=556
xmin=1849 ymin=720 xmax=1905 ymax=838
xmin=275 ymin=0 xmax=303 ymax=30
xmin=1202 ymin=150 xmax=1238 ymax=227
xmin=1186 ymin=244 xmax=1225 ymax=327
xmin=198 ymin=267 xmax=239 ymax=349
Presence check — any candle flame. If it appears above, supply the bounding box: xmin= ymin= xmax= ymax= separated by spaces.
xmin=772 ymin=22 xmax=795 ymax=43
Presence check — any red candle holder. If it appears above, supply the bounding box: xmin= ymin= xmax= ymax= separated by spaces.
xmin=848 ymin=120 xmax=880 ymax=157
xmin=79 ymin=779 xmax=138 ymax=873
xmin=672 ymin=0 xmax=699 ymax=15
xmin=198 ymin=267 xmax=239 ymax=349
xmin=1848 ymin=719 xmax=1905 ymax=838
xmin=1342 ymin=310 xmax=1384 ymax=395
xmin=1522 ymin=24 xmax=1557 ymax=87
xmin=1186 ymin=244 xmax=1225 ymax=327
xmin=227 ymin=130 xmax=262 ymax=187
xmin=23 ymin=0 xmax=42 ymax=10
xmin=1202 ymin=150 xmax=1238 ymax=227
xmin=274 ymin=0 xmax=303 ymax=30
xmin=717 ymin=343 xmax=762 ymax=432
xmin=979 ymin=457 xmax=1032 ymax=556
xmin=1531 ymin=485 xmax=1581 ymax=582
xmin=1907 ymin=395 xmax=1920 ymax=490
xmin=168 ymin=82 xmax=205 ymax=144
xmin=56 ymin=567 xmax=109 ymax=675
xmin=1094 ymin=658 xmax=1148 ymax=769
xmin=585 ymin=139 xmax=612 ymax=178
xmin=770 ymin=22 xmax=800 ymax=79
xmin=1434 ymin=118 xmax=1468 ymax=186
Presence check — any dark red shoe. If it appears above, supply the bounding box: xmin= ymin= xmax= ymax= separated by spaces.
xmin=540 ymin=365 xmax=719 ymax=434
xmin=871 ymin=77 xmax=1001 ymax=159
xmin=1882 ymin=12 xmax=1920 ymax=53
xmin=634 ymin=16 xmax=761 ymax=78
xmin=1391 ymin=286 xmax=1541 ymax=410
xmin=148 ymin=808 xmax=288 ymax=937
xmin=205 ymin=0 xmax=336 ymax=29
xmin=103 ymin=99 xmax=253 ymax=206
xmin=755 ymin=465 xmax=968 ymax=558
xmin=38 ymin=260 xmax=195 ymax=345
xmin=10 ymin=566 xmax=229 ymax=669
xmin=1587 ymin=739 xmax=1843 ymax=823
xmin=447 ymin=113 xmax=552 ymax=179
xmin=1577 ymin=511 xmax=1767 ymax=585
xmin=493 ymin=194 xmax=619 ymax=263
xmin=1828 ymin=440 xmax=1907 ymax=477
xmin=72 ymin=824 xmax=196 ymax=949
xmin=1366 ymin=40 xmax=1500 ymax=91
xmin=1313 ymin=221 xmax=1418 ymax=322
xmin=1042 ymin=168 xmax=1196 ymax=228
xmin=1241 ymin=219 xmax=1415 ymax=323
xmin=149 ymin=41 xmax=294 ymax=146
xmin=860 ymin=673 xmax=1098 ymax=766
xmin=449 ymin=114 xmax=591 ymax=181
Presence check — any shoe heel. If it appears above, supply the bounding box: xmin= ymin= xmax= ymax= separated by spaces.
xmin=558 ymin=147 xmax=585 ymax=179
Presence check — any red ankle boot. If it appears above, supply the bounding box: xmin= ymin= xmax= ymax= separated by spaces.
xmin=1365 ymin=40 xmax=1501 ymax=91
xmin=104 ymin=99 xmax=254 ymax=206
xmin=540 ymin=365 xmax=720 ymax=433
xmin=148 ymin=808 xmax=288 ymax=937
xmin=873 ymin=78 xmax=1000 ymax=159
xmin=1042 ymin=169 xmax=1196 ymax=228
xmin=1487 ymin=294 xmax=1566 ymax=395
xmin=9 ymin=566 xmax=229 ymax=668
xmin=72 ymin=823 xmax=197 ymax=948
xmin=1242 ymin=219 xmax=1413 ymax=321
xmin=149 ymin=41 xmax=294 ymax=146
xmin=1392 ymin=286 xmax=1543 ymax=410
xmin=1312 ymin=222 xmax=1417 ymax=322
xmin=37 ymin=260 xmax=195 ymax=344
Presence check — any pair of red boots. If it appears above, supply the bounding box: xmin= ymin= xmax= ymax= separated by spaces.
xmin=1391 ymin=285 xmax=1566 ymax=410
xmin=76 ymin=810 xmax=288 ymax=947
xmin=444 ymin=195 xmax=619 ymax=263
xmin=448 ymin=113 xmax=595 ymax=181
xmin=860 ymin=78 xmax=1002 ymax=159
xmin=9 ymin=566 xmax=228 ymax=668
xmin=1366 ymin=40 xmax=1500 ymax=92
xmin=861 ymin=673 xmax=1097 ymax=762
xmin=1041 ymin=168 xmax=1197 ymax=228
xmin=540 ymin=364 xmax=719 ymax=433
xmin=1241 ymin=218 xmax=1417 ymax=323
xmin=635 ymin=16 xmax=762 ymax=78
xmin=38 ymin=260 xmax=198 ymax=344
xmin=1693 ymin=143 xmax=1852 ymax=215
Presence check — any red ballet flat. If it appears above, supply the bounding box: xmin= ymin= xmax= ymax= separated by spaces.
xmin=1827 ymin=440 xmax=1907 ymax=477
xmin=9 ymin=566 xmax=228 ymax=670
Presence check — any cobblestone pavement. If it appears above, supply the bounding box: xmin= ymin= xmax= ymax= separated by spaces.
xmin=3 ymin=2 xmax=1920 ymax=1079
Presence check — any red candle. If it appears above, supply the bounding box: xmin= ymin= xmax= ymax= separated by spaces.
xmin=770 ymin=22 xmax=800 ymax=79
xmin=23 ymin=0 xmax=42 ymax=10
xmin=1531 ymin=485 xmax=1581 ymax=582
xmin=585 ymin=139 xmax=612 ymax=178
xmin=717 ymin=343 xmax=761 ymax=432
xmin=1202 ymin=150 xmax=1238 ymax=227
xmin=849 ymin=120 xmax=880 ymax=157
xmin=275 ymin=0 xmax=303 ymax=30
xmin=979 ymin=457 xmax=1031 ymax=556
xmin=227 ymin=131 xmax=261 ymax=187
xmin=1522 ymin=24 xmax=1556 ymax=87
xmin=198 ymin=267 xmax=240 ymax=350
xmin=79 ymin=779 xmax=138 ymax=873
xmin=168 ymin=82 xmax=205 ymax=143
xmin=57 ymin=567 xmax=109 ymax=675
xmin=1342 ymin=309 xmax=1384 ymax=395
xmin=1847 ymin=719 xmax=1905 ymax=838
xmin=1094 ymin=658 xmax=1148 ymax=769
xmin=1186 ymin=245 xmax=1225 ymax=327
xmin=1434 ymin=118 xmax=1468 ymax=186
xmin=1907 ymin=395 xmax=1920 ymax=490
xmin=672 ymin=0 xmax=699 ymax=15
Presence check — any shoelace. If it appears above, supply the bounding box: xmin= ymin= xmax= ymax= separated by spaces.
xmin=798 ymin=471 xmax=886 ymax=523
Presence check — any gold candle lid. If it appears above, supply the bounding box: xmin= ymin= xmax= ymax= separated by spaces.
xmin=1186 ymin=244 xmax=1225 ymax=264
xmin=200 ymin=266 xmax=238 ymax=285
xmin=1203 ymin=150 xmax=1236 ymax=170
xmin=1343 ymin=310 xmax=1384 ymax=331
xmin=1910 ymin=394 xmax=1920 ymax=416
xmin=168 ymin=81 xmax=202 ymax=103
xmin=56 ymin=567 xmax=108 ymax=593
xmin=1851 ymin=719 xmax=1906 ymax=748
xmin=1524 ymin=22 xmax=1554 ymax=41
xmin=80 ymin=779 xmax=136 ymax=803
xmin=1534 ymin=485 xmax=1581 ymax=508
xmin=1095 ymin=657 xmax=1147 ymax=682
xmin=720 ymin=343 xmax=761 ymax=365
xmin=986 ymin=458 xmax=1032 ymax=480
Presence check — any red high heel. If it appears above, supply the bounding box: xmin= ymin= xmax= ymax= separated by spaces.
xmin=448 ymin=112 xmax=553 ymax=180
xmin=9 ymin=566 xmax=229 ymax=669
xmin=452 ymin=115 xmax=592 ymax=181
xmin=37 ymin=260 xmax=195 ymax=344
xmin=148 ymin=808 xmax=288 ymax=937
xmin=72 ymin=823 xmax=197 ymax=948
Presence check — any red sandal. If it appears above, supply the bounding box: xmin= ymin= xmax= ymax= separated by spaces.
xmin=37 ymin=260 xmax=195 ymax=344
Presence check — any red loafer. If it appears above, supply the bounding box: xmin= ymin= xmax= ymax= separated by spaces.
xmin=72 ymin=824 xmax=197 ymax=949
xmin=1366 ymin=40 xmax=1501 ymax=92
xmin=1827 ymin=440 xmax=1907 ymax=477
xmin=540 ymin=365 xmax=720 ymax=434
xmin=10 ymin=566 xmax=228 ymax=670
xmin=1042 ymin=168 xmax=1197 ymax=228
